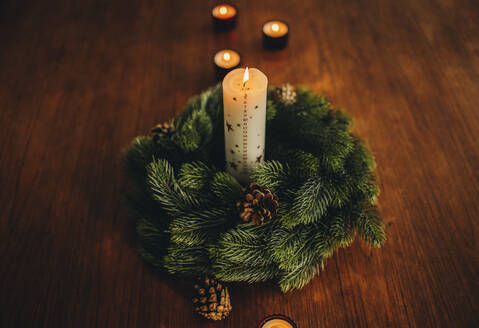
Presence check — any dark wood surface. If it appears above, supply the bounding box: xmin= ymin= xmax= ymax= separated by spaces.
xmin=1 ymin=0 xmax=478 ymax=327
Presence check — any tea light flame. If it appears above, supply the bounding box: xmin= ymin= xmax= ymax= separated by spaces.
xmin=219 ymin=6 xmax=227 ymax=15
xmin=272 ymin=23 xmax=280 ymax=32
xmin=223 ymin=52 xmax=231 ymax=61
xmin=243 ymin=67 xmax=249 ymax=84
xmin=261 ymin=318 xmax=294 ymax=328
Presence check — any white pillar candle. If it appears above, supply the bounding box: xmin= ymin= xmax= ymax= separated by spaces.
xmin=222 ymin=67 xmax=268 ymax=182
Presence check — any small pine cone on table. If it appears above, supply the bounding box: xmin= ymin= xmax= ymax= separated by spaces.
xmin=237 ymin=182 xmax=279 ymax=225
xmin=193 ymin=277 xmax=232 ymax=321
xmin=274 ymin=83 xmax=297 ymax=105
xmin=149 ymin=120 xmax=175 ymax=144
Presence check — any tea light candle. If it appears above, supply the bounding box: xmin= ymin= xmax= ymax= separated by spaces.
xmin=262 ymin=20 xmax=289 ymax=49
xmin=223 ymin=67 xmax=268 ymax=182
xmin=212 ymin=3 xmax=238 ymax=30
xmin=213 ymin=49 xmax=241 ymax=78
xmin=258 ymin=315 xmax=297 ymax=328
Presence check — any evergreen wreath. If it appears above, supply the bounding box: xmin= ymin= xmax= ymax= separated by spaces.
xmin=124 ymin=84 xmax=385 ymax=319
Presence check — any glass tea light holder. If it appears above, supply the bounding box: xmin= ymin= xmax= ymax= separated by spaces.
xmin=213 ymin=49 xmax=241 ymax=79
xmin=262 ymin=20 xmax=289 ymax=49
xmin=212 ymin=3 xmax=238 ymax=31
xmin=258 ymin=314 xmax=297 ymax=328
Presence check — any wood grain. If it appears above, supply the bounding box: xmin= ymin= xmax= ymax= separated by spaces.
xmin=1 ymin=0 xmax=478 ymax=327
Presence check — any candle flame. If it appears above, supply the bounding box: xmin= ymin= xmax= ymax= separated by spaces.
xmin=223 ymin=52 xmax=231 ymax=61
xmin=219 ymin=6 xmax=227 ymax=15
xmin=272 ymin=23 xmax=279 ymax=32
xmin=243 ymin=67 xmax=249 ymax=84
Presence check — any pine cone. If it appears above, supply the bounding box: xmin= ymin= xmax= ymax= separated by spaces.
xmin=237 ymin=182 xmax=279 ymax=225
xmin=149 ymin=120 xmax=175 ymax=144
xmin=274 ymin=83 xmax=297 ymax=105
xmin=193 ymin=277 xmax=232 ymax=321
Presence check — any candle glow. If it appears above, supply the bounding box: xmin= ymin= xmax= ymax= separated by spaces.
xmin=262 ymin=20 xmax=290 ymax=49
xmin=212 ymin=3 xmax=237 ymax=30
xmin=259 ymin=315 xmax=296 ymax=328
xmin=243 ymin=67 xmax=249 ymax=84
xmin=212 ymin=4 xmax=237 ymax=20
xmin=214 ymin=49 xmax=240 ymax=70
xmin=263 ymin=21 xmax=288 ymax=37
xmin=261 ymin=319 xmax=294 ymax=328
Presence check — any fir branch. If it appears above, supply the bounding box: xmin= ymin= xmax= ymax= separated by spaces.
xmin=278 ymin=256 xmax=321 ymax=292
xmin=281 ymin=178 xmax=333 ymax=228
xmin=213 ymin=261 xmax=278 ymax=283
xmin=355 ymin=207 xmax=386 ymax=247
xmin=329 ymin=216 xmax=356 ymax=247
xmin=210 ymin=172 xmax=242 ymax=205
xmin=211 ymin=224 xmax=274 ymax=267
xmin=250 ymin=161 xmax=290 ymax=191
xmin=169 ymin=208 xmax=232 ymax=234
xmin=164 ymin=245 xmax=211 ymax=276
xmin=289 ymin=151 xmax=322 ymax=179
xmin=203 ymin=84 xmax=223 ymax=121
xmin=136 ymin=217 xmax=166 ymax=242
xmin=178 ymin=161 xmax=216 ymax=192
xmin=169 ymin=231 xmax=210 ymax=247
xmin=266 ymin=99 xmax=277 ymax=121
xmin=312 ymin=229 xmax=336 ymax=259
xmin=270 ymin=225 xmax=310 ymax=266
xmin=147 ymin=159 xmax=202 ymax=215
xmin=173 ymin=110 xmax=213 ymax=153
xmin=124 ymin=187 xmax=165 ymax=224
xmin=136 ymin=217 xmax=169 ymax=267
xmin=123 ymin=136 xmax=156 ymax=179
xmin=138 ymin=246 xmax=163 ymax=267
xmin=296 ymin=86 xmax=331 ymax=110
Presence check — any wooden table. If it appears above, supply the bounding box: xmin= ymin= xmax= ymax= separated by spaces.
xmin=1 ymin=0 xmax=478 ymax=327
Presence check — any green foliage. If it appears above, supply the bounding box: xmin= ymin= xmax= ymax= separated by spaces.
xmin=147 ymin=159 xmax=202 ymax=215
xmin=210 ymin=172 xmax=243 ymax=205
xmin=124 ymin=84 xmax=385 ymax=292
xmin=356 ymin=207 xmax=386 ymax=247
xmin=136 ymin=217 xmax=168 ymax=267
xmin=281 ymin=178 xmax=334 ymax=228
xmin=266 ymin=99 xmax=277 ymax=121
xmin=123 ymin=136 xmax=156 ymax=180
xmin=173 ymin=110 xmax=213 ymax=153
xmin=178 ymin=161 xmax=216 ymax=192
xmin=250 ymin=160 xmax=290 ymax=191
xmin=211 ymin=224 xmax=277 ymax=283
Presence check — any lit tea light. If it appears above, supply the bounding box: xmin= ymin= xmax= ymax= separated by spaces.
xmin=212 ymin=3 xmax=238 ymax=31
xmin=258 ymin=315 xmax=297 ymax=328
xmin=262 ymin=20 xmax=289 ymax=49
xmin=213 ymin=49 xmax=241 ymax=78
